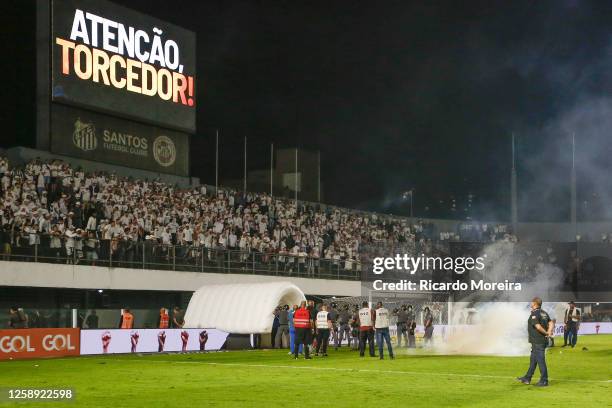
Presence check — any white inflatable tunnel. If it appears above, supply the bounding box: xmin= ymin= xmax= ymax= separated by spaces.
xmin=184 ymin=281 xmax=306 ymax=334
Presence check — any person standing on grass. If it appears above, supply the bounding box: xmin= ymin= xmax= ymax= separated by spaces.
xmin=395 ymin=305 xmax=409 ymax=347
xmin=563 ymin=301 xmax=580 ymax=348
xmin=288 ymin=304 xmax=299 ymax=355
xmin=275 ymin=305 xmax=290 ymax=349
xmin=423 ymin=307 xmax=434 ymax=346
xmin=271 ymin=308 xmax=280 ymax=348
xmin=517 ymin=297 xmax=554 ymax=387
xmin=307 ymin=300 xmax=317 ymax=354
xmin=315 ymin=304 xmax=332 ymax=356
xmin=374 ymin=302 xmax=394 ymax=360
xmin=358 ymin=301 xmax=375 ymax=357
xmin=407 ymin=305 xmax=416 ymax=348
xmin=336 ymin=304 xmax=351 ymax=349
xmin=327 ymin=303 xmax=339 ymax=350
xmin=293 ymin=301 xmax=312 ymax=359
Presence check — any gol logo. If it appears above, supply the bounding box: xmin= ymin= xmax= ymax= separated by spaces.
xmin=0 ymin=329 xmax=80 ymax=359
xmin=0 ymin=335 xmax=35 ymax=353
xmin=42 ymin=334 xmax=77 ymax=351
xmin=0 ymin=334 xmax=76 ymax=352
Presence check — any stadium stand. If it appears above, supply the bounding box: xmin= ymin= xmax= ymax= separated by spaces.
xmin=0 ymin=155 xmax=607 ymax=291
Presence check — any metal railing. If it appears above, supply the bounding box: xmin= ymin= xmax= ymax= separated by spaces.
xmin=0 ymin=239 xmax=361 ymax=281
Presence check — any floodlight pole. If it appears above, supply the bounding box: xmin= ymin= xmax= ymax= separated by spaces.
xmin=215 ymin=129 xmax=219 ymax=192
xmin=295 ymin=148 xmax=298 ymax=206
xmin=511 ymin=133 xmax=518 ymax=232
xmin=318 ymin=150 xmax=321 ymax=202
xmin=571 ymin=132 xmax=577 ymax=226
xmin=270 ymin=143 xmax=274 ymax=196
xmin=410 ymin=191 xmax=414 ymax=218
xmin=243 ymin=136 xmax=247 ymax=194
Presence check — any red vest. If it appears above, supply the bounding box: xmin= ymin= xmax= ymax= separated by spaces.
xmin=121 ymin=312 xmax=134 ymax=329
xmin=293 ymin=308 xmax=311 ymax=328
xmin=159 ymin=313 xmax=169 ymax=329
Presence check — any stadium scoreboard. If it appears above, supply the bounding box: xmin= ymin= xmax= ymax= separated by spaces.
xmin=42 ymin=0 xmax=196 ymax=176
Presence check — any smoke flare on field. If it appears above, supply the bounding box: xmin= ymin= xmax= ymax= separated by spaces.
xmin=438 ymin=302 xmax=530 ymax=356
xmin=437 ymin=241 xmax=564 ymax=356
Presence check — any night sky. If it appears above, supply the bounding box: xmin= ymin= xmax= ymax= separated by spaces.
xmin=3 ymin=0 xmax=612 ymax=221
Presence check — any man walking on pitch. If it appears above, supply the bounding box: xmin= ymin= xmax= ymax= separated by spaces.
xmin=517 ymin=297 xmax=554 ymax=387
xmin=374 ymin=302 xmax=394 ymax=360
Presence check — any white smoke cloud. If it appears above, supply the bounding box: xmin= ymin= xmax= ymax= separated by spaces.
xmin=439 ymin=302 xmax=530 ymax=356
xmin=433 ymin=241 xmax=565 ymax=356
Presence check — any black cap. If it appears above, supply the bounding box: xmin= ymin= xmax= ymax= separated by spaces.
xmin=569 ymin=301 xmax=576 ymax=305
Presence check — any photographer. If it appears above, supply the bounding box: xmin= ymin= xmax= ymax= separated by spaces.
xmin=8 ymin=306 xmax=28 ymax=329
xmin=395 ymin=305 xmax=409 ymax=347
xmin=563 ymin=301 xmax=581 ymax=348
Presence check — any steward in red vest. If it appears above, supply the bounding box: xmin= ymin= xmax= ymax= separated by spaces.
xmin=120 ymin=308 xmax=134 ymax=329
xmin=158 ymin=308 xmax=170 ymax=329
xmin=292 ymin=301 xmax=312 ymax=359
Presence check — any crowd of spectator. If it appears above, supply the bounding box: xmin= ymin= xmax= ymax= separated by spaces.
xmin=2 ymin=156 xmax=611 ymax=285
xmin=0 ymin=157 xmax=435 ymax=274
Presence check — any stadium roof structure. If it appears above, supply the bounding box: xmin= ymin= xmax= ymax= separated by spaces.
xmin=184 ymin=281 xmax=306 ymax=334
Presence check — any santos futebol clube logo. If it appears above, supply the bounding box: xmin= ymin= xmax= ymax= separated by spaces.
xmin=72 ymin=118 xmax=176 ymax=167
xmin=73 ymin=118 xmax=97 ymax=152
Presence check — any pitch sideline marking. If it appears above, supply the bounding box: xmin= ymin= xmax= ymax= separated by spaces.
xmin=78 ymin=357 xmax=612 ymax=384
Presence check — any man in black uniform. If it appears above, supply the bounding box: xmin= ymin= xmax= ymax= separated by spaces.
xmin=517 ymin=297 xmax=554 ymax=387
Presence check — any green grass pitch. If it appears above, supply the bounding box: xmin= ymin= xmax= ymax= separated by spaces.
xmin=1 ymin=335 xmax=610 ymax=407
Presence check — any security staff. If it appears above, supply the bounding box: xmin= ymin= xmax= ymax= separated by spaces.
xmin=358 ymin=301 xmax=376 ymax=357
xmin=157 ymin=307 xmax=169 ymax=329
xmin=395 ymin=305 xmax=409 ymax=347
xmin=563 ymin=301 xmax=581 ymax=348
xmin=374 ymin=302 xmax=394 ymax=360
xmin=517 ymin=297 xmax=553 ymax=387
xmin=293 ymin=301 xmax=312 ymax=359
xmin=119 ymin=308 xmax=134 ymax=329
xmin=315 ymin=305 xmax=332 ymax=356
